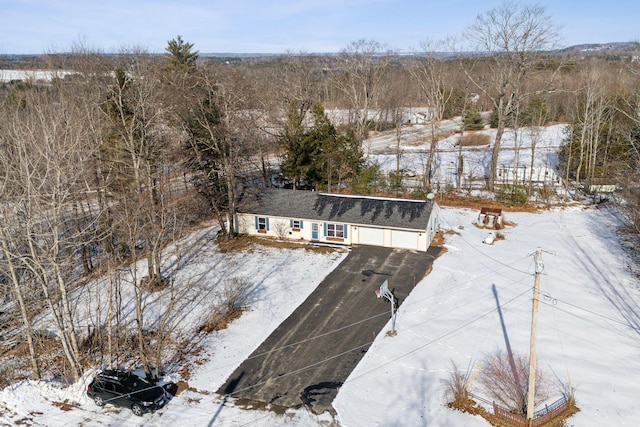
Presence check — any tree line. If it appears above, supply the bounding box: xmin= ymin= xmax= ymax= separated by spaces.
xmin=0 ymin=2 xmax=639 ymax=384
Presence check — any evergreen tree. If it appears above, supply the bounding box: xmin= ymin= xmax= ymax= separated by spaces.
xmin=443 ymin=88 xmax=467 ymax=119
xmin=464 ymin=107 xmax=485 ymax=130
xmin=280 ymin=102 xmax=362 ymax=191
xmin=521 ymin=96 xmax=552 ymax=126
xmin=279 ymin=100 xmax=314 ymax=189
xmin=352 ymin=162 xmax=382 ymax=195
xmin=165 ymin=35 xmax=198 ymax=69
xmin=304 ymin=103 xmax=338 ymax=188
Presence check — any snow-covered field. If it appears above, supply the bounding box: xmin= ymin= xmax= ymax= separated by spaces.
xmin=0 ymin=69 xmax=75 ymax=82
xmin=370 ymin=123 xmax=565 ymax=189
xmin=335 ymin=205 xmax=640 ymax=427
xmin=1 ymin=203 xmax=639 ymax=427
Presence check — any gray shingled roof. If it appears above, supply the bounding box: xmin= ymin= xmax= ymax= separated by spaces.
xmin=237 ymin=189 xmax=435 ymax=231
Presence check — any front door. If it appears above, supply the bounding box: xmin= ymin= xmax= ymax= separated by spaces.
xmin=311 ymin=223 xmax=319 ymax=240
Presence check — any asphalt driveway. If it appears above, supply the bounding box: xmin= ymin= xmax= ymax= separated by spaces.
xmin=218 ymin=245 xmax=443 ymax=414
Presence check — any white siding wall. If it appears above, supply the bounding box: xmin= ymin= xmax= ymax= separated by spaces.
xmin=236 ymin=214 xmax=352 ymax=246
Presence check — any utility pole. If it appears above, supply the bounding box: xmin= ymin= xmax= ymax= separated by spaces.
xmin=527 ymin=247 xmax=544 ymax=420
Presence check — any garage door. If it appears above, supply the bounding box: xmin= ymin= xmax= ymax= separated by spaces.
xmin=391 ymin=230 xmax=419 ymax=250
xmin=358 ymin=227 xmax=384 ymax=246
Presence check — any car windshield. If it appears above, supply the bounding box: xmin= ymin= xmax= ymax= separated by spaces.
xmin=123 ymin=375 xmax=152 ymax=392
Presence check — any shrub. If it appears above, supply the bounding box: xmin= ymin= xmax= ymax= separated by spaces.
xmin=272 ymin=219 xmax=290 ymax=240
xmin=198 ymin=278 xmax=253 ymax=333
xmin=411 ymin=186 xmax=431 ymax=199
xmin=459 ymin=132 xmax=490 ymax=147
xmin=496 ymin=186 xmax=528 ymax=205
xmin=443 ymin=360 xmax=470 ymax=410
xmin=478 ymin=350 xmax=551 ymax=415
xmin=219 ymin=277 xmax=253 ymax=312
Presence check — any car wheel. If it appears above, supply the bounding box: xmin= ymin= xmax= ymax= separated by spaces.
xmin=93 ymin=396 xmax=105 ymax=407
xmin=131 ymin=403 xmax=143 ymax=416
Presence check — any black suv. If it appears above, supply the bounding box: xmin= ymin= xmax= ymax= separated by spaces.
xmin=87 ymin=370 xmax=170 ymax=416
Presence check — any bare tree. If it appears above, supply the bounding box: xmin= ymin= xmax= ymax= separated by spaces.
xmin=257 ymin=51 xmax=318 ymax=186
xmin=279 ymin=51 xmax=319 ymax=112
xmin=377 ymin=67 xmax=410 ymax=194
xmin=332 ymin=39 xmax=392 ymax=146
xmin=479 ymin=350 xmax=551 ymax=415
xmin=0 ymin=80 xmax=95 ymax=381
xmin=463 ymin=2 xmax=559 ymax=191
xmin=565 ymin=64 xmax=609 ymax=198
xmin=409 ymin=39 xmax=456 ymax=188
xmin=0 ymin=88 xmax=42 ymax=379
xmin=99 ymin=49 xmax=180 ymax=378
xmin=64 ymin=47 xmax=128 ymax=369
xmin=613 ymin=62 xmax=640 ymax=235
xmin=0 ymin=212 xmax=41 ymax=379
xmin=184 ymin=67 xmax=255 ymax=240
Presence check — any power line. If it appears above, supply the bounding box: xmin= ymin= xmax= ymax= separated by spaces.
xmin=438 ymin=209 xmax=533 ymax=276
xmin=343 ymin=287 xmax=533 ymax=384
xmin=223 ymin=286 xmax=532 ymax=401
xmin=172 ymin=243 xmax=535 ymax=375
xmin=438 ymin=209 xmax=640 ymax=335
xmin=9 ymin=208 xmax=639 ymax=426
xmin=540 ymin=296 xmax=640 ymax=333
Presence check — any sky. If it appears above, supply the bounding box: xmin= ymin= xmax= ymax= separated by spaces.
xmin=1 ymin=0 xmax=639 ymax=55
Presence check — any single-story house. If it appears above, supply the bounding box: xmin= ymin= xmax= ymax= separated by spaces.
xmin=235 ymin=189 xmax=440 ymax=252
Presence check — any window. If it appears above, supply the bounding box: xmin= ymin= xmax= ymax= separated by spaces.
xmin=326 ymin=223 xmax=346 ymax=238
xmin=124 ymin=376 xmax=151 ymax=392
xmin=103 ymin=382 xmax=117 ymax=392
xmin=255 ymin=216 xmax=269 ymax=231
xmin=290 ymin=219 xmax=303 ymax=230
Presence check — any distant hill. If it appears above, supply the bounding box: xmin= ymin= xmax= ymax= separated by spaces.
xmin=2 ymin=42 xmax=640 ymax=67
xmin=153 ymin=42 xmax=640 ymax=61
xmin=554 ymin=41 xmax=640 ymax=55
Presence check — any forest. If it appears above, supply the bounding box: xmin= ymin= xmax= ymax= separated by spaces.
xmin=1 ymin=3 xmax=639 ymax=388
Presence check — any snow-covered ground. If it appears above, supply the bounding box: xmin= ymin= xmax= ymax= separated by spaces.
xmin=0 ymin=69 xmax=75 ymax=82
xmin=335 ymin=205 xmax=640 ymax=427
xmin=2 ymin=203 xmax=639 ymax=427
xmin=369 ymin=123 xmax=565 ymax=189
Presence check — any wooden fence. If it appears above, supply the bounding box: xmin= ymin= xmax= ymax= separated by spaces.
xmin=531 ymin=395 xmax=571 ymax=426
xmin=469 ymin=393 xmax=571 ymax=427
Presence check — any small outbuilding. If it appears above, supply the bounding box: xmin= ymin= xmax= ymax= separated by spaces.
xmin=477 ymin=207 xmax=503 ymax=229
xmin=235 ymin=189 xmax=440 ymax=252
xmin=586 ymin=177 xmax=618 ymax=194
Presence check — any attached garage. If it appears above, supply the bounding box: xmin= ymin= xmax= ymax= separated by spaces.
xmin=391 ymin=230 xmax=420 ymax=250
xmin=357 ymin=227 xmax=385 ymax=247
